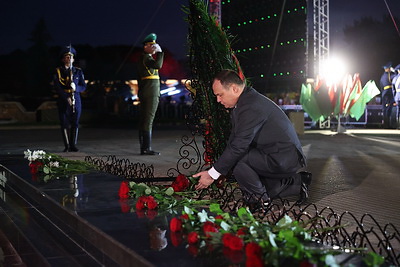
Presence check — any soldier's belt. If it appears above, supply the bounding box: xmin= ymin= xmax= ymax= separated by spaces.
xmin=64 ymin=89 xmax=73 ymax=93
xmin=384 ymin=85 xmax=392 ymax=90
xmin=141 ymin=75 xmax=159 ymax=80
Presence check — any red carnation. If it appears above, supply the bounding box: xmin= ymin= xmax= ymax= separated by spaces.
xmin=146 ymin=196 xmax=157 ymax=210
xmin=223 ymin=247 xmax=244 ymax=264
xmin=222 ymin=233 xmax=244 ymax=251
xmin=215 ymin=215 xmax=224 ymax=220
xmin=170 ymin=217 xmax=183 ymax=232
xmin=246 ymin=255 xmax=264 ymax=267
xmin=180 ymin=214 xmax=189 ymax=220
xmin=187 ymin=231 xmax=199 ymax=244
xmin=31 ymin=173 xmax=38 ymax=182
xmin=170 ymin=231 xmax=183 ymax=247
xmin=203 ymin=221 xmax=218 ymax=238
xmin=237 ymin=227 xmax=248 ymax=236
xmin=245 ymin=242 xmax=262 ymax=258
xmin=29 ymin=161 xmax=43 ymax=174
xmin=171 ymin=174 xmax=190 ymax=192
xmin=146 ymin=209 xmax=158 ymax=220
xmin=136 ymin=210 xmax=146 ymax=218
xmin=135 ymin=197 xmax=146 ymax=211
xmin=187 ymin=244 xmax=199 ymax=256
xmin=245 ymin=242 xmax=264 ymax=267
xmin=299 ymin=260 xmax=317 ymax=267
xmin=118 ymin=181 xmax=130 ymax=199
xmin=119 ymin=199 xmax=130 ymax=213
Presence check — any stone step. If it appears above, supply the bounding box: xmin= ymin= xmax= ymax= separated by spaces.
xmin=0 ymin=178 xmax=103 ymax=266
xmin=0 ymin=160 xmax=152 ymax=267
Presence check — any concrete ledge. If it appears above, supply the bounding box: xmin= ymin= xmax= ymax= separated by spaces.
xmin=0 ymin=102 xmax=36 ymax=122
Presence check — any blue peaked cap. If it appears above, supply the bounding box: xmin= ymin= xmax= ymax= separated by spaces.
xmin=60 ymin=45 xmax=77 ymax=57
xmin=382 ymin=62 xmax=392 ymax=69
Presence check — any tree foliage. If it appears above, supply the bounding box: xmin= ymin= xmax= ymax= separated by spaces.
xmin=342 ymin=15 xmax=400 ymax=83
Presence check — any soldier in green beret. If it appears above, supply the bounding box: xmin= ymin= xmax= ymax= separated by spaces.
xmin=137 ymin=33 xmax=164 ymax=155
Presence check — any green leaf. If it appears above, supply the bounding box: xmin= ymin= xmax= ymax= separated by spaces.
xmin=237 ymin=207 xmax=249 ymax=218
xmin=209 ymin=203 xmax=222 ymax=214
xmin=43 ymin=166 xmax=50 ymax=174
xmin=363 ymin=252 xmax=385 ymax=267
xmin=165 ymin=187 xmax=174 ymax=196
xmin=144 ymin=188 xmax=152 ymax=195
xmin=43 ymin=175 xmax=51 ymax=182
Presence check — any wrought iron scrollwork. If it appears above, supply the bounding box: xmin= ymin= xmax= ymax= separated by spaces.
xmin=192 ymin=185 xmax=400 ymax=266
xmin=166 ymin=134 xmax=206 ymax=178
xmin=85 ymin=152 xmax=399 ymax=265
xmin=85 ymin=155 xmax=154 ymax=179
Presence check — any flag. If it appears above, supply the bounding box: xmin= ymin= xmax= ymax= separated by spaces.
xmin=349 ymin=80 xmax=380 ymax=120
xmin=300 ymin=83 xmax=323 ymax=122
xmin=342 ymin=74 xmax=362 ymax=115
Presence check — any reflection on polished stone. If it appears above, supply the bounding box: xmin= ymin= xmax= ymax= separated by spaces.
xmin=0 ymin=155 xmax=229 ymax=266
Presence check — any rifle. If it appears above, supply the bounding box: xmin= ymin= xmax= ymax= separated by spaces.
xmin=69 ymin=45 xmax=76 ymax=113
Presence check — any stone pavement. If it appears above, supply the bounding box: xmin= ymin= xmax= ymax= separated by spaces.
xmin=1 ymin=124 xmax=400 ymax=229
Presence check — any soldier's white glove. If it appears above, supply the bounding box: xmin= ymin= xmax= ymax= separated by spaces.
xmin=153 ymin=43 xmax=162 ymax=53
xmin=71 ymin=82 xmax=76 ymax=91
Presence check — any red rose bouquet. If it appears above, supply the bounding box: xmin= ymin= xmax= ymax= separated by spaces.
xmin=117 ymin=174 xmax=214 ymax=214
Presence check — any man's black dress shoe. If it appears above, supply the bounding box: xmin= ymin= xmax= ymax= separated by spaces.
xmin=295 ymin=171 xmax=312 ymax=205
xmin=141 ymin=150 xmax=161 ymax=155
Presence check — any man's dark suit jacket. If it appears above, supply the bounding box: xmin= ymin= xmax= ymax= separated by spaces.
xmin=213 ymin=87 xmax=306 ymax=177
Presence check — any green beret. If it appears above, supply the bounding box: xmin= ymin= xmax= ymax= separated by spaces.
xmin=143 ymin=33 xmax=157 ymax=45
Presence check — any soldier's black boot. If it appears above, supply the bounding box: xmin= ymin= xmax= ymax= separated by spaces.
xmin=69 ymin=127 xmax=79 ymax=152
xmin=141 ymin=130 xmax=160 ymax=155
xmin=61 ymin=128 xmax=69 ymax=152
xmin=139 ymin=130 xmax=144 ymax=153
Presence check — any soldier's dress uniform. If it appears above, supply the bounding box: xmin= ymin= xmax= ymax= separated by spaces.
xmin=392 ymin=64 xmax=400 ymax=128
xmin=53 ymin=46 xmax=86 ymax=152
xmin=137 ymin=33 xmax=164 ymax=155
xmin=380 ymin=62 xmax=396 ymax=129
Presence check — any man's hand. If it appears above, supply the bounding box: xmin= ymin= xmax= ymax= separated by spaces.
xmin=67 ymin=97 xmax=73 ymax=106
xmin=193 ymin=171 xmax=214 ymax=190
xmin=70 ymin=82 xmax=76 ymax=91
xmin=153 ymin=43 xmax=162 ymax=53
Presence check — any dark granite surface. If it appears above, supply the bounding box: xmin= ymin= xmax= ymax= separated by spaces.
xmin=0 ymin=155 xmax=229 ymax=267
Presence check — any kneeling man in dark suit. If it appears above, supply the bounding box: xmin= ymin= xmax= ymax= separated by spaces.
xmin=194 ymin=69 xmax=311 ymax=205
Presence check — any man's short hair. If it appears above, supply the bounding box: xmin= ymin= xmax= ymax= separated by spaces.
xmin=214 ymin=69 xmax=245 ymax=88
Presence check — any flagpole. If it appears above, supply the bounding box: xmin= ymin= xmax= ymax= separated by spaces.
xmin=337 ymin=115 xmax=346 ymax=133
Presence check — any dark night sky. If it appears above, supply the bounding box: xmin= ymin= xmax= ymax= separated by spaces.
xmin=1 ymin=0 xmax=399 ymax=60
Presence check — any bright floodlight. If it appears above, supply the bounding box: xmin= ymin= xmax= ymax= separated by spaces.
xmin=319 ymin=57 xmax=347 ymax=86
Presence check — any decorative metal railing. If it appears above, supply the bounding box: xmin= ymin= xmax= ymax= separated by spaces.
xmin=84 ymin=154 xmax=399 ymax=265
xmin=85 ymin=155 xmax=155 ymax=180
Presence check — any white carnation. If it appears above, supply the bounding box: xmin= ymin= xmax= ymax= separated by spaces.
xmin=49 ymin=161 xmax=60 ymax=168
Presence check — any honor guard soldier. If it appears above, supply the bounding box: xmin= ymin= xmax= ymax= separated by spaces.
xmin=53 ymin=45 xmax=87 ymax=152
xmin=137 ymin=33 xmax=164 ymax=155
xmin=392 ymin=64 xmax=400 ymax=128
xmin=380 ymin=62 xmax=396 ymax=129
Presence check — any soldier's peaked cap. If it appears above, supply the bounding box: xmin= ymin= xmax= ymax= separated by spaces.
xmin=143 ymin=33 xmax=157 ymax=45
xmin=60 ymin=45 xmax=77 ymax=57
xmin=382 ymin=62 xmax=392 ymax=69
